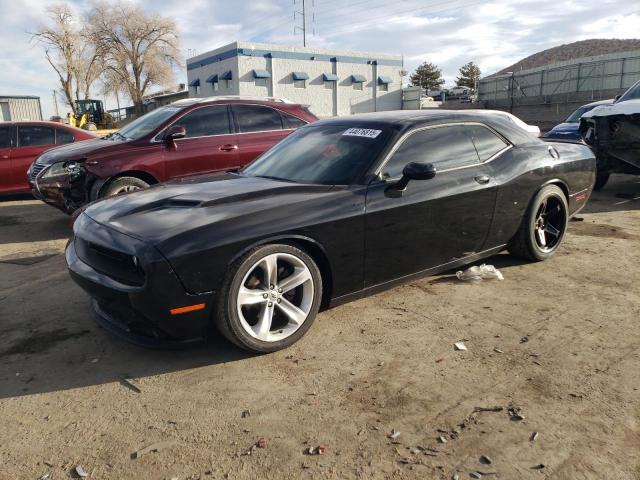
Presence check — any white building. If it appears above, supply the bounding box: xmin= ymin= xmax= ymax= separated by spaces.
xmin=186 ymin=41 xmax=404 ymax=117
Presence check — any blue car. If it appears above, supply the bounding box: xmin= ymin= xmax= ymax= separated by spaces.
xmin=543 ymin=99 xmax=613 ymax=141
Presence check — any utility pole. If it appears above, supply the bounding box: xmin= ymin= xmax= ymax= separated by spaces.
xmin=52 ymin=90 xmax=59 ymax=117
xmin=294 ymin=0 xmax=314 ymax=47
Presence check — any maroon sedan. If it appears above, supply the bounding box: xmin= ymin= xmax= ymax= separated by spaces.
xmin=29 ymin=97 xmax=317 ymax=213
xmin=0 ymin=121 xmax=95 ymax=195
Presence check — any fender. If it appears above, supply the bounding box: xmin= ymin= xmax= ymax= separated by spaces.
xmin=227 ymin=233 xmax=330 ymax=268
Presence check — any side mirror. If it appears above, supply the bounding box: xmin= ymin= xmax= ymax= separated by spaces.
xmin=163 ymin=125 xmax=186 ymax=146
xmin=385 ymin=162 xmax=436 ymax=198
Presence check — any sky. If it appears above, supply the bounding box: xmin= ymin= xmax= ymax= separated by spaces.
xmin=0 ymin=0 xmax=638 ymax=119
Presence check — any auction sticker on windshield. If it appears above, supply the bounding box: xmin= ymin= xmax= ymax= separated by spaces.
xmin=343 ymin=128 xmax=382 ymax=138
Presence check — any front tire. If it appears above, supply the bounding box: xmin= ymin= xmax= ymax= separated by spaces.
xmin=215 ymin=244 xmax=323 ymax=353
xmin=100 ymin=176 xmax=150 ymax=198
xmin=508 ymin=185 xmax=568 ymax=262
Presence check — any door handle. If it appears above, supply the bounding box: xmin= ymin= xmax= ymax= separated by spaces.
xmin=474 ymin=175 xmax=490 ymax=184
xmin=219 ymin=144 xmax=238 ymax=152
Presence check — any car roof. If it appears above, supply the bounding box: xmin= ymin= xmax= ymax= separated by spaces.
xmin=312 ymin=109 xmax=539 ymax=146
xmin=170 ymin=96 xmax=305 ymax=108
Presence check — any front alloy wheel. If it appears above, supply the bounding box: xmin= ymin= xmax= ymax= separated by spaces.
xmin=216 ymin=244 xmax=322 ymax=353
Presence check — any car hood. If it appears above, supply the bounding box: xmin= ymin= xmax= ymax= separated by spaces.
xmin=34 ymin=137 xmax=126 ymax=165
xmin=582 ymin=99 xmax=640 ymax=118
xmin=83 ymin=173 xmax=337 ymax=248
xmin=549 ymin=122 xmax=578 ymax=133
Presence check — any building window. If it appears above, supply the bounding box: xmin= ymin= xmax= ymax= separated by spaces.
xmin=379 ymin=83 xmax=389 ymax=92
xmin=225 ymin=79 xmax=231 ymax=89
xmin=213 ymin=82 xmax=219 ymax=92
xmin=294 ymin=79 xmax=306 ymax=89
xmin=194 ymin=85 xmax=201 ymax=94
xmin=353 ymin=82 xmax=363 ymax=91
xmin=324 ymin=81 xmax=335 ymax=90
xmin=255 ymin=78 xmax=268 ymax=87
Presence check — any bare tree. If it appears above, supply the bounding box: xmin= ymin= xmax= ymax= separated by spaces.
xmin=88 ymin=1 xmax=181 ymax=114
xmin=31 ymin=4 xmax=78 ymax=114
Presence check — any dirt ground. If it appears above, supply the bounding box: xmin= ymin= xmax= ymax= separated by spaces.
xmin=1 ymin=175 xmax=639 ymax=480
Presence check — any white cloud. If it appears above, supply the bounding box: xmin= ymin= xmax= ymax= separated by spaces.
xmin=0 ymin=0 xmax=637 ymax=118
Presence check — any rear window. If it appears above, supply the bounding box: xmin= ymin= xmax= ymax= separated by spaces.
xmin=234 ymin=105 xmax=283 ymax=133
xmin=466 ymin=125 xmax=509 ymax=162
xmin=282 ymin=112 xmax=307 ymax=129
xmin=18 ymin=126 xmax=55 ymax=147
xmin=56 ymin=128 xmax=75 ymax=144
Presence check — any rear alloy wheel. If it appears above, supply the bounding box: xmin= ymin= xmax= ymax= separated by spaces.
xmin=101 ymin=176 xmax=150 ymax=197
xmin=508 ymin=185 xmax=568 ymax=261
xmin=215 ymin=244 xmax=322 ymax=353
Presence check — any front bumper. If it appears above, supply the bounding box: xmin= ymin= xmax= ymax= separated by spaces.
xmin=66 ymin=215 xmax=216 ymax=347
xmin=29 ymin=166 xmax=91 ymax=214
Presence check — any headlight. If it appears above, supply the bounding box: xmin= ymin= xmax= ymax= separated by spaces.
xmin=41 ymin=161 xmax=82 ymax=179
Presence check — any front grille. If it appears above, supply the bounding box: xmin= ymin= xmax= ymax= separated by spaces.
xmin=75 ymin=237 xmax=145 ymax=286
xmin=30 ymin=163 xmax=46 ymax=180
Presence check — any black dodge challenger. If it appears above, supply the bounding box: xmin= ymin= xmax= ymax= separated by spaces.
xmin=66 ymin=110 xmax=596 ymax=352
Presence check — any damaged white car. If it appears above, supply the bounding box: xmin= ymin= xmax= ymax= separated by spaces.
xmin=580 ymin=79 xmax=640 ymax=189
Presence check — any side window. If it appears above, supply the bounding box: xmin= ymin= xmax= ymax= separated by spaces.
xmin=56 ymin=128 xmax=75 ymax=145
xmin=466 ymin=124 xmax=509 ymax=162
xmin=281 ymin=112 xmax=306 ymax=129
xmin=382 ymin=125 xmax=480 ymax=178
xmin=18 ymin=126 xmax=55 ymax=147
xmin=0 ymin=127 xmax=13 ymax=148
xmin=174 ymin=105 xmax=230 ymax=138
xmin=234 ymin=105 xmax=283 ymax=133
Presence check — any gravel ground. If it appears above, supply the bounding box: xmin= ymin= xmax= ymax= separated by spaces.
xmin=0 ymin=175 xmax=639 ymax=480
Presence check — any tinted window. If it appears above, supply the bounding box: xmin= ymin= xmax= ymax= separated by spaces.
xmin=466 ymin=125 xmax=509 ymax=162
xmin=243 ymin=125 xmax=393 ymax=185
xmin=234 ymin=105 xmax=283 ymax=133
xmin=565 ymin=105 xmax=591 ymax=123
xmin=0 ymin=126 xmax=12 ymax=148
xmin=18 ymin=126 xmax=55 ymax=147
xmin=382 ymin=125 xmax=479 ymax=178
xmin=174 ymin=105 xmax=230 ymax=138
xmin=56 ymin=128 xmax=75 ymax=144
xmin=282 ymin=112 xmax=306 ymax=129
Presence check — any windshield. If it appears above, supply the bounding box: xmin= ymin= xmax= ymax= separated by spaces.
xmin=242 ymin=125 xmax=393 ymax=185
xmin=565 ymin=105 xmax=593 ymax=123
xmin=117 ymin=106 xmax=183 ymax=140
xmin=617 ymin=80 xmax=640 ymax=103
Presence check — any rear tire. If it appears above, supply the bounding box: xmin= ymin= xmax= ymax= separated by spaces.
xmin=215 ymin=244 xmax=323 ymax=353
xmin=100 ymin=176 xmax=150 ymax=198
xmin=508 ymin=185 xmax=568 ymax=262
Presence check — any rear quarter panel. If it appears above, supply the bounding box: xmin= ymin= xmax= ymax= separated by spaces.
xmin=484 ymin=141 xmax=595 ymax=248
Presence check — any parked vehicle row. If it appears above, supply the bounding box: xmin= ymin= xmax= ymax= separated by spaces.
xmin=27 ymin=97 xmax=317 ymax=213
xmin=62 ymin=109 xmax=596 ymax=352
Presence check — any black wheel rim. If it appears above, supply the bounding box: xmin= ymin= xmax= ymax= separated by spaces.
xmin=534 ymin=195 xmax=566 ymax=252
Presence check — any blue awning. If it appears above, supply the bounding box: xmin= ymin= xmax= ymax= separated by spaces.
xmin=378 ymin=76 xmax=393 ymax=85
xmin=253 ymin=69 xmax=272 ymax=78
xmin=351 ymin=74 xmax=367 ymax=83
xmin=292 ymin=71 xmax=309 ymax=80
xmin=206 ymin=74 xmax=218 ymax=83
xmin=323 ymin=73 xmax=339 ymax=81
xmin=188 ymin=78 xmax=200 ymax=87
xmin=220 ymin=70 xmax=233 ymax=80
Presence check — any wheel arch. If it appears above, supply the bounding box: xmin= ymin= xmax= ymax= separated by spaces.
xmin=95 ymin=170 xmax=159 ymax=199
xmin=229 ymin=234 xmax=334 ymax=310
xmin=540 ymin=178 xmax=570 ymax=202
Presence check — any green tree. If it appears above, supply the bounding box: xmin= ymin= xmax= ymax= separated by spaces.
xmin=410 ymin=62 xmax=445 ymax=91
xmin=456 ymin=62 xmax=481 ymax=89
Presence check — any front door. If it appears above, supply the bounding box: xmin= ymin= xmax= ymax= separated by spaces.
xmin=162 ymin=104 xmax=239 ymax=178
xmin=364 ymin=124 xmax=499 ymax=287
xmin=0 ymin=125 xmax=14 ymax=193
